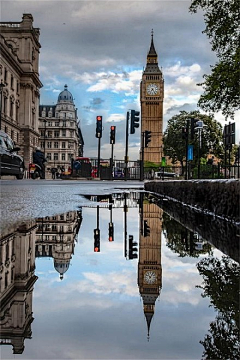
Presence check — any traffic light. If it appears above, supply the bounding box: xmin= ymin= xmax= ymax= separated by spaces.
xmin=129 ymin=235 xmax=138 ymax=260
xmin=182 ymin=127 xmax=188 ymax=140
xmin=94 ymin=228 xmax=100 ymax=252
xmin=190 ymin=118 xmax=199 ymax=140
xmin=96 ymin=116 xmax=102 ymax=138
xmin=144 ymin=130 xmax=152 ymax=147
xmin=110 ymin=126 xmax=116 ymax=144
xmin=143 ymin=220 xmax=150 ymax=237
xmin=108 ymin=222 xmax=114 ymax=242
xmin=130 ymin=110 xmax=140 ymax=134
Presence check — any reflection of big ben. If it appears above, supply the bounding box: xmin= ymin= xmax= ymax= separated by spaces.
xmin=140 ymin=30 xmax=164 ymax=163
xmin=138 ymin=199 xmax=162 ymax=339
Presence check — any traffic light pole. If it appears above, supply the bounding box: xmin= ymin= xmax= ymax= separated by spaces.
xmin=97 ymin=138 xmax=101 ymax=178
xmin=124 ymin=193 xmax=127 ymax=257
xmin=185 ymin=120 xmax=190 ymax=180
xmin=124 ymin=112 xmax=129 ymax=181
xmin=140 ymin=132 xmax=144 ymax=181
xmin=110 ymin=142 xmax=114 ymax=180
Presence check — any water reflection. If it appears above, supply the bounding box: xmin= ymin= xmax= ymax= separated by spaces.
xmin=197 ymin=256 xmax=239 ymax=359
xmin=0 ymin=192 xmax=239 ymax=358
xmin=0 ymin=211 xmax=82 ymax=354
xmin=138 ymin=195 xmax=162 ymax=340
xmin=0 ymin=221 xmax=38 ymax=354
xmin=36 ymin=211 xmax=82 ymax=279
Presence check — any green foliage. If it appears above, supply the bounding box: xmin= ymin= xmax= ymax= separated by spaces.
xmin=196 ymin=256 xmax=240 ymax=359
xmin=162 ymin=213 xmax=212 ymax=258
xmin=163 ymin=110 xmax=224 ymax=167
xmin=189 ymin=0 xmax=240 ymax=119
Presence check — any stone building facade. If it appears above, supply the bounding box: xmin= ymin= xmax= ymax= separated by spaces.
xmin=0 ymin=14 xmax=42 ymax=168
xmin=39 ymin=85 xmax=84 ymax=172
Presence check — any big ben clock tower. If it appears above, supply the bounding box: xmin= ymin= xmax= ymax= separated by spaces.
xmin=140 ymin=31 xmax=164 ymax=164
xmin=138 ymin=197 xmax=162 ymax=339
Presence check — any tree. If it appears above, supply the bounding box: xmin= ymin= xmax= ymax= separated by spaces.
xmin=189 ymin=0 xmax=240 ymax=119
xmin=163 ymin=110 xmax=224 ymax=171
xmin=162 ymin=212 xmax=212 ymax=258
xmin=196 ymin=256 xmax=240 ymax=359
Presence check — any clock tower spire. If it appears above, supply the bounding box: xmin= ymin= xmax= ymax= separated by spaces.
xmin=138 ymin=196 xmax=163 ymax=339
xmin=140 ymin=31 xmax=164 ymax=164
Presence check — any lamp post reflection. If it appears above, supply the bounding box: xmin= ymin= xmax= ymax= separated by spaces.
xmin=0 ymin=80 xmax=6 ymax=130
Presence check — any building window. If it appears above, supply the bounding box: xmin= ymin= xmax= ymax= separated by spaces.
xmin=40 ymin=141 xmax=44 ymax=148
xmin=11 ymin=130 xmax=14 ymax=140
xmin=4 ymin=68 xmax=8 ymax=83
xmin=11 ymin=75 xmax=14 ymax=89
xmin=47 ymin=142 xmax=52 ymax=148
xmin=55 ymin=122 xmax=59 ymax=127
xmin=62 ymin=142 xmax=66 ymax=149
xmin=16 ymin=105 xmax=19 ymax=123
xmin=48 ymin=122 xmax=52 ymax=127
xmin=68 ymin=153 xmax=72 ymax=161
xmin=62 ymin=130 xmax=66 ymax=137
xmin=62 ymin=153 xmax=66 ymax=161
xmin=3 ymin=97 xmax=7 ymax=114
xmin=54 ymin=142 xmax=59 ymax=148
xmin=47 ymin=153 xmax=51 ymax=160
xmin=10 ymin=102 xmax=14 ymax=118
xmin=47 ymin=131 xmax=52 ymax=138
xmin=54 ymin=131 xmax=59 ymax=137
xmin=54 ymin=153 xmax=58 ymax=161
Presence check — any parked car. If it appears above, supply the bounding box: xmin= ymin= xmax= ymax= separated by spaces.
xmin=0 ymin=130 xmax=25 ymax=179
xmin=154 ymin=171 xmax=178 ymax=179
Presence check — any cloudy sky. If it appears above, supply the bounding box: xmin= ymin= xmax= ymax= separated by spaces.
xmin=1 ymin=0 xmax=239 ymax=159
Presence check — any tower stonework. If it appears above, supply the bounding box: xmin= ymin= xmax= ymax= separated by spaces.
xmin=140 ymin=32 xmax=164 ymax=164
xmin=138 ymin=200 xmax=162 ymax=339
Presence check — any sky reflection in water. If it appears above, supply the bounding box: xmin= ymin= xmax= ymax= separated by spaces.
xmin=0 ymin=192 xmax=239 ymax=360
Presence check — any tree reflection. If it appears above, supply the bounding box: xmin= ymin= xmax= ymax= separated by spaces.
xmin=162 ymin=213 xmax=212 ymax=258
xmin=197 ymin=256 xmax=240 ymax=360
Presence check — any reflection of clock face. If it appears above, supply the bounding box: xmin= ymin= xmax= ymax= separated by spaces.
xmin=146 ymin=83 xmax=159 ymax=95
xmin=144 ymin=270 xmax=157 ymax=284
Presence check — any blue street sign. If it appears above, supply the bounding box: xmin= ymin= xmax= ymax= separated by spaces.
xmin=188 ymin=145 xmax=193 ymax=160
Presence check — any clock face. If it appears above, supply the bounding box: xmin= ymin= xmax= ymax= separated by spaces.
xmin=144 ymin=270 xmax=157 ymax=284
xmin=146 ymin=83 xmax=159 ymax=95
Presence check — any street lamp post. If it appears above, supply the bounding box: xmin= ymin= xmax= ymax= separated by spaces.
xmin=43 ymin=118 xmax=47 ymax=179
xmin=0 ymin=80 xmax=6 ymax=131
xmin=43 ymin=118 xmax=47 ymax=158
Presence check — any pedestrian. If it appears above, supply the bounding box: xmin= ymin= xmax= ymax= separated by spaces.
xmin=51 ymin=167 xmax=56 ymax=179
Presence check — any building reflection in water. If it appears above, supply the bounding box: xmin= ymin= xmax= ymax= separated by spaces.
xmin=137 ymin=193 xmax=163 ymax=340
xmin=1 ymin=193 xmax=238 ymax=357
xmin=0 ymin=222 xmax=38 ymax=354
xmin=36 ymin=210 xmax=82 ymax=280
xmin=0 ymin=210 xmax=82 ymax=354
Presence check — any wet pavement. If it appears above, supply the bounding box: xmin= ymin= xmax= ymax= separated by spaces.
xmin=0 ymin=180 xmax=239 ymax=360
xmin=0 ymin=179 xmax=144 ymax=234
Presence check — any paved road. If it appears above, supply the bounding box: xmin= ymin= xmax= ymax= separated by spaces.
xmin=0 ymin=179 xmax=143 ymax=233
